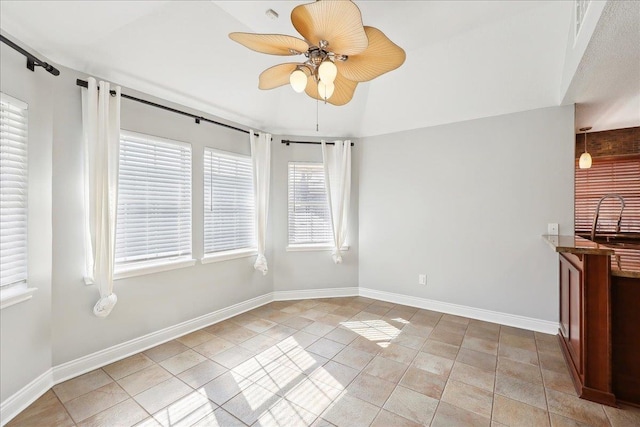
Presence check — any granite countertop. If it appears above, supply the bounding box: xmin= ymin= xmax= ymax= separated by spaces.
xmin=543 ymin=235 xmax=640 ymax=279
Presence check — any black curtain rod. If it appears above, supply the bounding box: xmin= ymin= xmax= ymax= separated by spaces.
xmin=1 ymin=34 xmax=60 ymax=76
xmin=76 ymin=79 xmax=258 ymax=136
xmin=282 ymin=139 xmax=354 ymax=146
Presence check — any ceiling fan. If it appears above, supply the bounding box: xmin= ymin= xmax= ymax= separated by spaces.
xmin=229 ymin=0 xmax=406 ymax=106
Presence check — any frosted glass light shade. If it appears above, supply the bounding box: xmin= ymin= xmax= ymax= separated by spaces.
xmin=290 ymin=69 xmax=308 ymax=92
xmin=579 ymin=152 xmax=592 ymax=169
xmin=318 ymin=61 xmax=337 ymax=84
xmin=318 ymin=80 xmax=335 ymax=99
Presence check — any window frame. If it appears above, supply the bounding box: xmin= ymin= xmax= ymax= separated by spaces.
xmin=114 ymin=130 xmax=195 ymax=279
xmin=201 ymin=147 xmax=257 ymax=263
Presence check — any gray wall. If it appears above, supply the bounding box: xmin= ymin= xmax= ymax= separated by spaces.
xmin=271 ymin=136 xmax=359 ymax=292
xmin=358 ymin=106 xmax=575 ymax=322
xmin=0 ymin=43 xmax=53 ymax=400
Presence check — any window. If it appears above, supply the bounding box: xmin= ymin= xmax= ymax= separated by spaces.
xmin=203 ymin=148 xmax=255 ymax=256
xmin=288 ymin=162 xmax=332 ymax=246
xmin=115 ymin=131 xmax=192 ymax=273
xmin=0 ymin=93 xmax=28 ymax=290
xmin=575 ymin=155 xmax=640 ymax=234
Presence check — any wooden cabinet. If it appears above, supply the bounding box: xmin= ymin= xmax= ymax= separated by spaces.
xmin=558 ymin=252 xmax=616 ymax=406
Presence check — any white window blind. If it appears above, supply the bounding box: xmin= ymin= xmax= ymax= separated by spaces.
xmin=116 ymin=131 xmax=192 ymax=267
xmin=288 ymin=162 xmax=332 ymax=245
xmin=204 ymin=148 xmax=255 ymax=254
xmin=0 ymin=93 xmax=28 ymax=288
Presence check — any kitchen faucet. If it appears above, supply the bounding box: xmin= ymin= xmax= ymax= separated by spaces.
xmin=591 ymin=194 xmax=625 ymax=241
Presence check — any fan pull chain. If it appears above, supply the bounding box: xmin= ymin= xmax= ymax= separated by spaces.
xmin=316 ymin=96 xmax=319 ymax=132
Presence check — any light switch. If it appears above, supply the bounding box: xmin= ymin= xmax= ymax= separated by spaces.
xmin=548 ymin=223 xmax=559 ymax=235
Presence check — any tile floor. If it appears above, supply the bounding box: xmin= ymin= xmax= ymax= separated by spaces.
xmin=7 ymin=297 xmax=640 ymax=427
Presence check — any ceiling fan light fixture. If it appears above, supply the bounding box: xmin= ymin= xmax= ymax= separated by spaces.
xmin=290 ymin=68 xmax=308 ymax=93
xmin=318 ymin=80 xmax=335 ymax=100
xmin=318 ymin=60 xmax=337 ymax=84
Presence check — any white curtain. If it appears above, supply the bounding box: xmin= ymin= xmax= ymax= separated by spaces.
xmin=82 ymin=77 xmax=121 ymax=317
xmin=250 ymin=130 xmax=271 ymax=275
xmin=321 ymin=140 xmax=351 ymax=264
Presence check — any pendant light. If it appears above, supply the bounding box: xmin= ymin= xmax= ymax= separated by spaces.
xmin=579 ymin=127 xmax=592 ymax=169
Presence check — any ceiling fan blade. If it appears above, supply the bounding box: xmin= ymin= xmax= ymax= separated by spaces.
xmin=336 ymin=26 xmax=406 ymax=82
xmin=305 ymin=71 xmax=358 ymax=106
xmin=259 ymin=63 xmax=300 ymax=90
xmin=229 ymin=33 xmax=309 ymax=55
xmin=291 ymin=0 xmax=368 ymax=56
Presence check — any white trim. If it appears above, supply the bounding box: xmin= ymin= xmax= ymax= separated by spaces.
xmin=201 ymin=248 xmax=257 ymax=264
xmin=51 ymin=292 xmax=272 ymax=384
xmin=120 ymin=129 xmax=192 ymax=150
xmin=358 ymin=287 xmax=558 ymax=334
xmin=0 ymin=287 xmax=37 ymax=310
xmin=286 ymin=245 xmax=349 ymax=252
xmin=0 ymin=368 xmax=53 ymax=426
xmin=273 ymin=287 xmax=359 ymax=301
xmin=114 ymin=258 xmax=196 ymax=280
xmin=0 ymin=92 xmax=28 ymax=110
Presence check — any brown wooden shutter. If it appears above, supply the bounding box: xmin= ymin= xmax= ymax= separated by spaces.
xmin=575 ymin=155 xmax=640 ymax=234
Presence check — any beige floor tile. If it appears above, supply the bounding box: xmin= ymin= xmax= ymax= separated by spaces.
xmin=431 ymin=401 xmax=491 ymax=427
xmin=253 ymin=363 xmax=306 ymax=396
xmin=541 ymin=368 xmax=577 ymax=396
xmin=466 ymin=327 xmax=500 ymax=342
xmin=283 ymin=330 xmax=320 ymax=350
xmin=391 ymin=332 xmax=427 ymax=351
xmin=118 ymin=364 xmax=173 ymax=396
xmin=221 ymin=383 xmax=281 ymax=425
xmin=383 ymin=385 xmax=439 ymax=425
xmin=240 ymin=334 xmax=279 ymax=353
xmin=210 ymin=345 xmax=255 ymax=369
xmin=133 ymin=377 xmax=192 ymax=415
xmin=306 ymin=337 xmax=346 ymax=359
xmin=262 ymin=309 xmax=294 ymax=324
xmin=604 ymin=403 xmax=640 ymax=427
xmin=303 ymin=321 xmax=336 ymax=337
xmin=379 ymin=343 xmax=418 ymax=365
xmin=450 ymin=361 xmax=496 ymax=392
xmin=495 ymin=372 xmax=547 ymax=410
xmin=412 ymin=352 xmax=454 ymax=379
xmin=215 ymin=325 xmax=258 ymax=344
xmin=152 ymin=390 xmax=216 ymax=427
xmin=53 ymin=369 xmax=113 ymax=403
xmin=159 ymin=349 xmax=207 ymax=375
xmin=499 ymin=344 xmax=540 ymax=366
xmin=204 ymin=320 xmax=239 ymax=336
xmin=280 ymin=316 xmax=315 ymax=330
xmin=500 ymin=333 xmax=537 ymax=352
xmin=346 ymin=373 xmax=396 ymax=406
xmin=538 ymin=350 xmax=569 ymax=374
xmin=242 ymin=318 xmax=277 ymax=334
xmin=456 ymin=348 xmax=497 ymax=372
xmin=193 ymin=336 xmax=236 ymax=359
xmin=501 ymin=326 xmax=535 ymax=339
xmin=549 ymin=412 xmax=593 ymax=426
xmin=277 ymin=347 xmax=329 ymax=375
xmin=462 ymin=336 xmax=499 ymax=355
xmin=262 ymin=324 xmax=298 ymax=341
xmin=321 ymin=394 xmax=380 ymax=427
xmin=285 ymin=378 xmax=342 ymax=416
xmin=198 ymin=370 xmax=253 ymax=405
xmin=64 ymin=382 xmax=129 ymax=423
xmin=134 ymin=416 xmax=163 ymax=426
xmin=191 ymin=407 xmax=245 ymax=426
xmin=318 ymin=313 xmax=350 ymax=327
xmin=546 ymin=389 xmax=609 ymax=427
xmin=77 ymin=398 xmax=148 ymax=427
xmin=441 ymin=380 xmax=493 ymax=419
xmin=332 ymin=346 xmax=375 ymax=370
xmin=6 ymin=390 xmax=75 ymax=427
xmin=442 ymin=314 xmax=470 ymax=325
xmin=401 ymin=323 xmax=435 ymax=339
xmin=254 ymin=399 xmax=317 ymax=427
xmin=103 ymin=353 xmax=155 ymax=380
xmin=310 ymin=360 xmax=359 ymax=390
xmin=324 ymin=326 xmax=359 ymax=345
xmin=348 ymin=336 xmax=384 ymax=355
xmin=143 ymin=340 xmax=190 ymax=363
xmin=421 ymin=339 xmax=460 ymax=360
xmin=536 ymin=338 xmax=562 ymax=354
xmin=175 ymin=330 xmax=215 ymax=348
xmin=497 ymin=357 xmax=543 ymax=385
xmin=492 ymin=394 xmax=550 ymax=427
xmin=177 ymin=359 xmax=227 ymax=389
xmin=370 ymin=409 xmax=421 ymax=427
xmin=399 ymin=366 xmax=446 ymax=400
xmin=363 ymin=355 xmax=408 ymax=383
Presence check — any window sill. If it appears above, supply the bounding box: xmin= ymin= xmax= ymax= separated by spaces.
xmin=0 ymin=286 xmax=37 ymax=310
xmin=286 ymin=245 xmax=350 ymax=252
xmin=201 ymin=248 xmax=258 ymax=264
xmin=115 ymin=257 xmax=196 ymax=280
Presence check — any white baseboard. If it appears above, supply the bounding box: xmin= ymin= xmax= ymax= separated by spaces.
xmin=0 ymin=369 xmax=53 ymax=426
xmin=52 ymin=292 xmax=273 ymax=384
xmin=273 ymin=287 xmax=359 ymax=301
xmin=359 ymin=287 xmax=558 ymax=334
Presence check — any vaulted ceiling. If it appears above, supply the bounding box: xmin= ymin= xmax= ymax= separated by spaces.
xmin=0 ymin=1 xmax=636 ymax=137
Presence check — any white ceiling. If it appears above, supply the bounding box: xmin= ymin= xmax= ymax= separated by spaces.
xmin=2 ymin=0 xmax=631 ymax=138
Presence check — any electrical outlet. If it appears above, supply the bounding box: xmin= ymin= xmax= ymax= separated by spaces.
xmin=418 ymin=274 xmax=427 ymax=285
xmin=548 ymin=223 xmax=559 ymax=235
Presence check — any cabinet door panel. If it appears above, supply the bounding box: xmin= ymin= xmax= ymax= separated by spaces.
xmin=568 ymin=263 xmax=583 ymax=374
xmin=560 ymin=260 xmax=570 ymax=338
